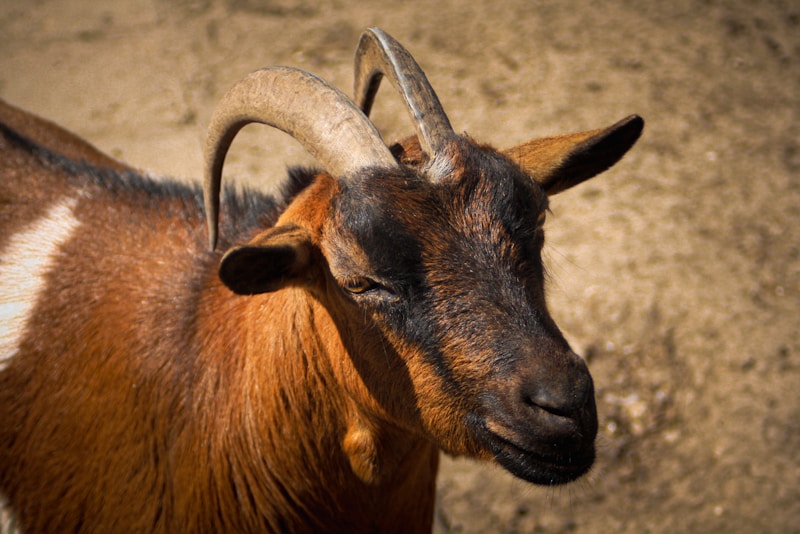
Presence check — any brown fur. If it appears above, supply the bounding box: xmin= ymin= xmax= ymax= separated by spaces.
xmin=0 ymin=96 xmax=641 ymax=532
xmin=0 ymin=99 xmax=129 ymax=172
xmin=0 ymin=133 xmax=439 ymax=531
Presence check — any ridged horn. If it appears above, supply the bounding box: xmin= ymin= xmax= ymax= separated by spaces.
xmin=204 ymin=66 xmax=398 ymax=250
xmin=354 ymin=27 xmax=455 ymax=159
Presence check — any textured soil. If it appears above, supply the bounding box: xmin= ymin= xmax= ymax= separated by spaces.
xmin=1 ymin=1 xmax=798 ymax=532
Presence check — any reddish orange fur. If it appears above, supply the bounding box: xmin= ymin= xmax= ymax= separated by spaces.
xmin=0 ymin=99 xmax=129 ymax=172
xmin=0 ymin=99 xmax=640 ymax=531
xmin=0 ymin=131 xmax=438 ymax=530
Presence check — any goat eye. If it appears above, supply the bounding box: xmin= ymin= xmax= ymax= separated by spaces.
xmin=342 ymin=277 xmax=378 ymax=295
xmin=536 ymin=211 xmax=547 ymax=228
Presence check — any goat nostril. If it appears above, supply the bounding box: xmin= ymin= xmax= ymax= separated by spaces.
xmin=517 ymin=375 xmax=598 ymax=441
xmin=524 ymin=394 xmax=572 ymax=419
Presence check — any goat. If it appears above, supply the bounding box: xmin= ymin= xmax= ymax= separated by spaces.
xmin=0 ymin=28 xmax=643 ymax=532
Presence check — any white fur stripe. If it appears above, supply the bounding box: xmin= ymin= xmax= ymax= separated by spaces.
xmin=0 ymin=198 xmax=81 ymax=371
xmin=0 ymin=492 xmax=19 ymax=533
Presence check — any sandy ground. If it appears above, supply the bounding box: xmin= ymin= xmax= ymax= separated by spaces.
xmin=1 ymin=0 xmax=798 ymax=532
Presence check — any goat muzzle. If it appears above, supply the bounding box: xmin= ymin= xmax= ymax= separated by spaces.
xmin=477 ymin=350 xmax=598 ymax=485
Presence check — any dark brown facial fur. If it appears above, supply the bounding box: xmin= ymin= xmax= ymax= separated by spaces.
xmin=324 ymin=137 xmax=597 ymax=484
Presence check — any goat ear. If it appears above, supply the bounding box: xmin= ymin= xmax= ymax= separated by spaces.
xmin=503 ymin=115 xmax=643 ymax=195
xmin=219 ymin=225 xmax=314 ymax=295
xmin=389 ymin=135 xmax=427 ymax=167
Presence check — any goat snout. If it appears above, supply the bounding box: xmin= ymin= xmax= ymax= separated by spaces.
xmin=521 ymin=354 xmax=597 ymax=437
xmin=479 ymin=351 xmax=598 ymax=485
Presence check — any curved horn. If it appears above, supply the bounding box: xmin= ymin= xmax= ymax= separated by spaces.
xmin=354 ymin=27 xmax=455 ymax=158
xmin=204 ymin=66 xmax=398 ymax=250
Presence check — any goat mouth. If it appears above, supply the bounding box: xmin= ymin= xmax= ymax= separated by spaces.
xmin=483 ymin=429 xmax=595 ymax=486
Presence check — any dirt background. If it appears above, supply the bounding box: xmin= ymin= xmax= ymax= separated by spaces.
xmin=1 ymin=0 xmax=798 ymax=532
